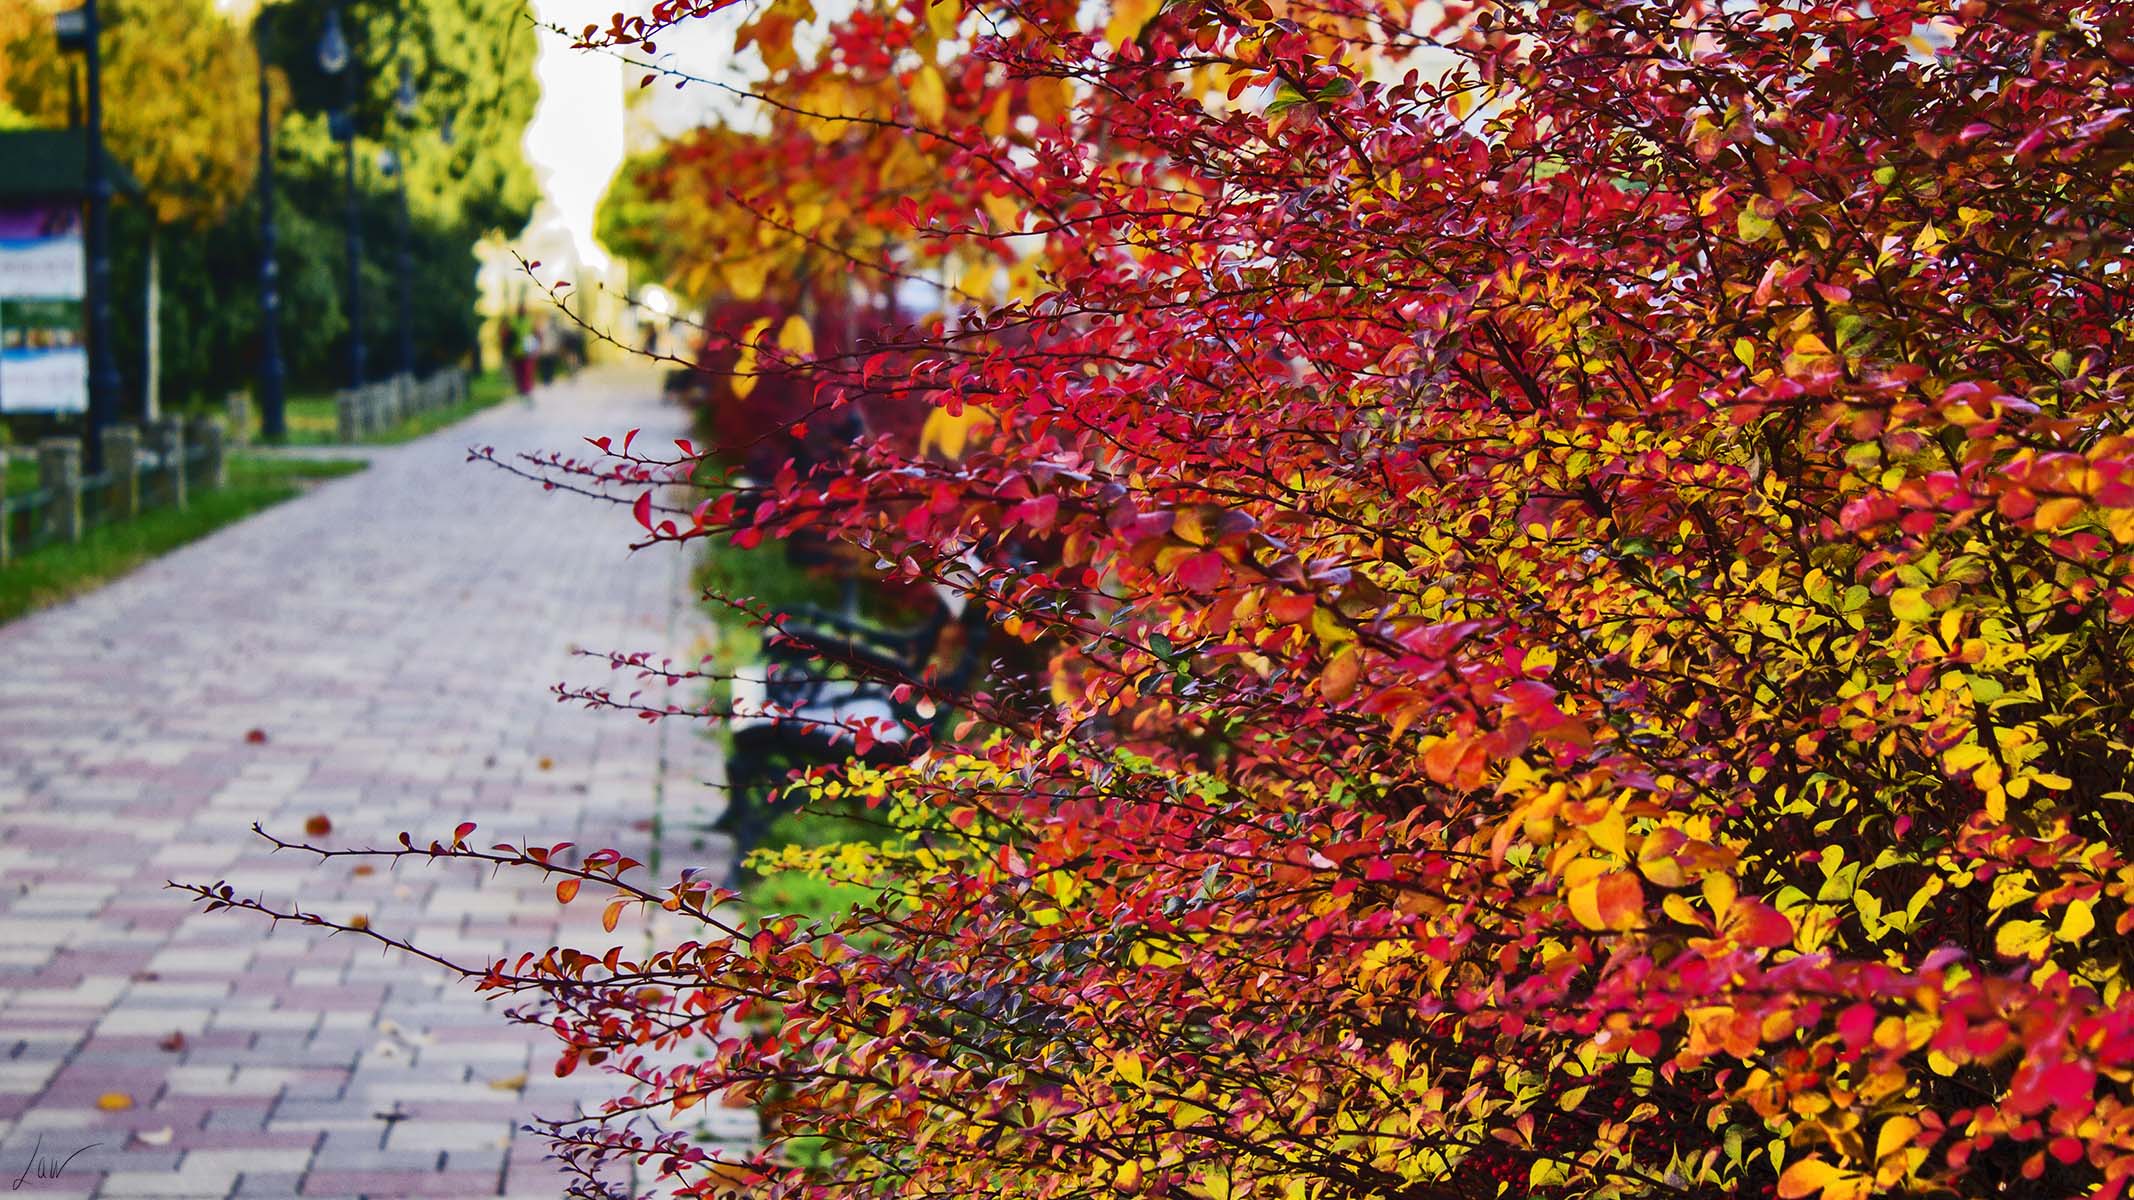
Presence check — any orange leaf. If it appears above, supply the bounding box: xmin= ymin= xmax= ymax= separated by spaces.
xmin=1321 ymin=648 xmax=1361 ymax=701
xmin=557 ymin=879 xmax=581 ymax=904
xmin=97 ymin=1091 xmax=134 ymax=1111
xmin=2034 ymin=496 xmax=2084 ymax=531
xmin=1568 ymin=870 xmax=1644 ymax=931
xmin=603 ymin=899 xmax=626 ymax=933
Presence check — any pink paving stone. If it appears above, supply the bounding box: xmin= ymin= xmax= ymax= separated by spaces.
xmin=0 ymin=370 xmax=724 ymax=1197
xmin=166 ymin=1129 xmax=323 ymax=1151
xmin=301 ymin=1171 xmax=506 ymax=1197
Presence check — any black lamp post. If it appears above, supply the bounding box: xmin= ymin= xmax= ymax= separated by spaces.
xmin=317 ymin=7 xmax=362 ymax=389
xmin=55 ymin=0 xmax=120 ymax=470
xmin=254 ymin=11 xmax=286 ymax=441
xmin=392 ymin=59 xmax=416 ymax=382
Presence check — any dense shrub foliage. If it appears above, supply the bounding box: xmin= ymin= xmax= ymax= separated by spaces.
xmin=196 ymin=1 xmax=2134 ymax=1198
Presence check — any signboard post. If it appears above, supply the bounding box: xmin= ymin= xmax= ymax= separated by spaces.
xmin=0 ymin=204 xmax=88 ymax=414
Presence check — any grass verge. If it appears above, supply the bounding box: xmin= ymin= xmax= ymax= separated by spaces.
xmin=744 ymin=806 xmax=888 ymax=922
xmin=0 ymin=454 xmax=368 ymax=624
xmin=690 ymin=537 xmax=921 ymax=923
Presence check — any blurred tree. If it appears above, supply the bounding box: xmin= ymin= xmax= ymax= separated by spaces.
xmin=0 ymin=0 xmax=541 ymax=416
xmin=0 ymin=0 xmax=258 ymax=225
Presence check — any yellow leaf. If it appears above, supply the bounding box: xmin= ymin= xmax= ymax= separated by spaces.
xmin=2104 ymin=506 xmax=2134 ymax=543
xmin=1875 ymin=1115 xmax=1920 ymax=1163
xmin=909 ymin=64 xmax=948 ymax=126
xmin=777 ymin=314 xmax=814 ymax=358
xmin=1994 ymin=919 xmax=2051 ymax=960
xmin=724 ymin=256 xmax=771 ymax=301
xmin=2059 ymin=899 xmax=2096 ymax=942
xmin=733 ymin=316 xmax=772 ymax=399
xmin=97 ymin=1091 xmax=134 ymax=1111
xmin=1889 ymin=588 xmax=1932 ymax=623
xmin=981 ymin=191 xmax=1021 ymax=232
xmin=1777 ymin=1159 xmax=1873 ymax=1200
xmin=1113 ymin=1050 xmax=1144 ymax=1087
xmin=1027 ymin=76 xmax=1071 ymax=123
xmin=919 ymin=405 xmax=990 ymax=460
xmin=1586 ymin=808 xmax=1628 ymax=858
xmin=1105 ymin=0 xmax=1161 ymax=46
xmin=925 ymin=0 xmax=961 ymax=44
xmin=957 ymin=259 xmax=997 ymax=299
xmin=1791 ymin=332 xmax=1832 ymax=359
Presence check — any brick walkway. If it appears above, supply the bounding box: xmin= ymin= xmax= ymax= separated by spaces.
xmin=0 ymin=368 xmax=737 ymax=1198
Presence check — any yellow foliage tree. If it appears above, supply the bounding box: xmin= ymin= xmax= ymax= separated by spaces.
xmin=0 ymin=0 xmax=262 ymax=225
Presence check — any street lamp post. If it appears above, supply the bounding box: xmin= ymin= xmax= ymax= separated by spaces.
xmin=254 ymin=12 xmax=286 ymax=441
xmin=317 ymin=8 xmax=362 ymax=390
xmin=55 ymin=0 xmax=121 ymax=471
xmin=392 ymin=60 xmax=416 ymax=382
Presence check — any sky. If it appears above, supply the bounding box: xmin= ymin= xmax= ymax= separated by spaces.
xmin=517 ymin=0 xmax=757 ymax=275
xmin=519 ymin=0 xmax=629 ymax=273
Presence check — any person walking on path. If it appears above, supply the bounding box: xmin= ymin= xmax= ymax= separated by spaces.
xmin=506 ymin=304 xmax=538 ymax=398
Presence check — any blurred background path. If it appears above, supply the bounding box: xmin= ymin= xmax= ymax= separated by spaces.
xmin=0 ymin=366 xmax=734 ymax=1198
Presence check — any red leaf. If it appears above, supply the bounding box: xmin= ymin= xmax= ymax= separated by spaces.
xmin=1176 ymin=551 xmax=1225 ymax=593
xmin=633 ymin=492 xmax=654 ymax=530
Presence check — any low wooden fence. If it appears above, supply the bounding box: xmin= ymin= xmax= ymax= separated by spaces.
xmin=0 ymin=416 xmax=226 ymax=566
xmin=332 ymin=370 xmax=469 ymax=442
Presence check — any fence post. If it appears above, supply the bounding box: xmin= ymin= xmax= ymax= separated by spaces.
xmin=336 ymin=389 xmax=358 ymax=443
xmin=37 ymin=438 xmax=82 ymax=544
xmin=188 ymin=416 xmax=227 ymax=491
xmin=145 ymin=418 xmax=186 ymax=511
xmin=101 ymin=424 xmax=140 ymax=520
xmin=225 ymin=390 xmax=253 ymax=447
xmin=1 ymin=451 xmax=10 ymax=566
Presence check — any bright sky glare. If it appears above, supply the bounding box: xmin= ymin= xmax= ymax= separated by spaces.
xmin=520 ymin=0 xmax=628 ymax=272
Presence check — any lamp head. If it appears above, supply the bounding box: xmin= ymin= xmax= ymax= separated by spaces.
xmin=316 ymin=8 xmax=349 ymax=75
